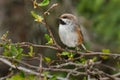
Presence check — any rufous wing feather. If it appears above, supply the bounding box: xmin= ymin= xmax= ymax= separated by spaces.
xmin=75 ymin=25 xmax=83 ymax=46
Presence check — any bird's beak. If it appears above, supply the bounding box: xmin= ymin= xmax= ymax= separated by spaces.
xmin=58 ymin=18 xmax=62 ymax=21
xmin=58 ymin=18 xmax=66 ymax=25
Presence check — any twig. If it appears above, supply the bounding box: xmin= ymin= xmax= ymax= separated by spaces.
xmin=50 ymin=62 xmax=85 ymax=68
xmin=94 ymin=68 xmax=116 ymax=80
xmin=0 ymin=54 xmax=120 ymax=79
xmin=66 ymin=68 xmax=78 ymax=78
xmin=42 ymin=3 xmax=61 ymax=49
xmin=19 ymin=42 xmax=62 ymax=51
xmin=38 ymin=54 xmax=43 ymax=80
xmin=0 ymin=57 xmax=68 ymax=80
xmin=100 ymin=63 xmax=116 ymax=71
xmin=0 ymin=55 xmax=38 ymax=69
xmin=113 ymin=72 xmax=120 ymax=77
xmin=18 ymin=42 xmax=120 ymax=58
xmin=44 ymin=3 xmax=58 ymax=15
xmin=0 ymin=71 xmax=13 ymax=80
xmin=0 ymin=55 xmax=85 ymax=76
xmin=43 ymin=67 xmax=86 ymax=75
xmin=0 ymin=56 xmax=87 ymax=75
xmin=0 ymin=57 xmax=38 ymax=74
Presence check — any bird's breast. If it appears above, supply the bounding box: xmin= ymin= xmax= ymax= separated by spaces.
xmin=59 ymin=24 xmax=79 ymax=47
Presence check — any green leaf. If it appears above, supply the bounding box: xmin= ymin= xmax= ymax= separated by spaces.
xmin=38 ymin=0 xmax=49 ymax=6
xmin=92 ymin=57 xmax=97 ymax=62
xmin=11 ymin=45 xmax=23 ymax=59
xmin=6 ymin=73 xmax=37 ymax=80
xmin=6 ymin=74 xmax=24 ymax=80
xmin=61 ymin=51 xmax=70 ymax=56
xmin=31 ymin=11 xmax=39 ymax=19
xmin=15 ymin=45 xmax=23 ymax=59
xmin=45 ymin=34 xmax=50 ymax=41
xmin=101 ymin=49 xmax=110 ymax=59
xmin=68 ymin=53 xmax=74 ymax=59
xmin=15 ymin=50 xmax=23 ymax=59
xmin=83 ymin=76 xmax=87 ymax=80
xmin=44 ymin=57 xmax=51 ymax=63
xmin=2 ymin=43 xmax=23 ymax=59
xmin=31 ymin=11 xmax=43 ymax=22
xmin=3 ymin=44 xmax=10 ymax=56
xmin=47 ymin=38 xmax=53 ymax=44
xmin=102 ymin=49 xmax=110 ymax=53
xmin=43 ymin=71 xmax=49 ymax=80
xmin=11 ymin=45 xmax=18 ymax=56
xmin=44 ymin=34 xmax=53 ymax=45
xmin=61 ymin=51 xmax=74 ymax=59
xmin=80 ymin=57 xmax=86 ymax=64
xmin=19 ymin=71 xmax=25 ymax=78
xmin=28 ymin=46 xmax=35 ymax=57
xmin=49 ymin=75 xmax=57 ymax=80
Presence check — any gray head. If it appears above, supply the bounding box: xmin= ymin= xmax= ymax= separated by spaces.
xmin=59 ymin=13 xmax=78 ymax=25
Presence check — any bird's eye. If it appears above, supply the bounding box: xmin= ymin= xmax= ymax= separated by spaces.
xmin=63 ymin=16 xmax=67 ymax=19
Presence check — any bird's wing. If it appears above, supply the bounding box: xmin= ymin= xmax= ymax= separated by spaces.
xmin=75 ymin=24 xmax=84 ymax=45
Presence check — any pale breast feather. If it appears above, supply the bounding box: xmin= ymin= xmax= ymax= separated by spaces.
xmin=59 ymin=24 xmax=79 ymax=47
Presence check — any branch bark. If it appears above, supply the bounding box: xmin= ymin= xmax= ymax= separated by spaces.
xmin=0 ymin=57 xmax=68 ymax=80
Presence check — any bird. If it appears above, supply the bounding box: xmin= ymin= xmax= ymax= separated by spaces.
xmin=58 ymin=13 xmax=87 ymax=51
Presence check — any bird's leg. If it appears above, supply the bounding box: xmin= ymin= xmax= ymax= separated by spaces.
xmin=81 ymin=44 xmax=86 ymax=50
xmin=81 ymin=44 xmax=91 ymax=53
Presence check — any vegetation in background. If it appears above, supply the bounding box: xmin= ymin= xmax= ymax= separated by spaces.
xmin=77 ymin=0 xmax=120 ymax=52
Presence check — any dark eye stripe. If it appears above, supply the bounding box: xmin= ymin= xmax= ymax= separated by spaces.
xmin=63 ymin=16 xmax=67 ymax=19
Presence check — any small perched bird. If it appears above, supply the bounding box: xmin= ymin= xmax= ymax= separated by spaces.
xmin=58 ymin=13 xmax=87 ymax=51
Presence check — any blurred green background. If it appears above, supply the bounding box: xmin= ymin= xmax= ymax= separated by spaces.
xmin=77 ymin=0 xmax=120 ymax=53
